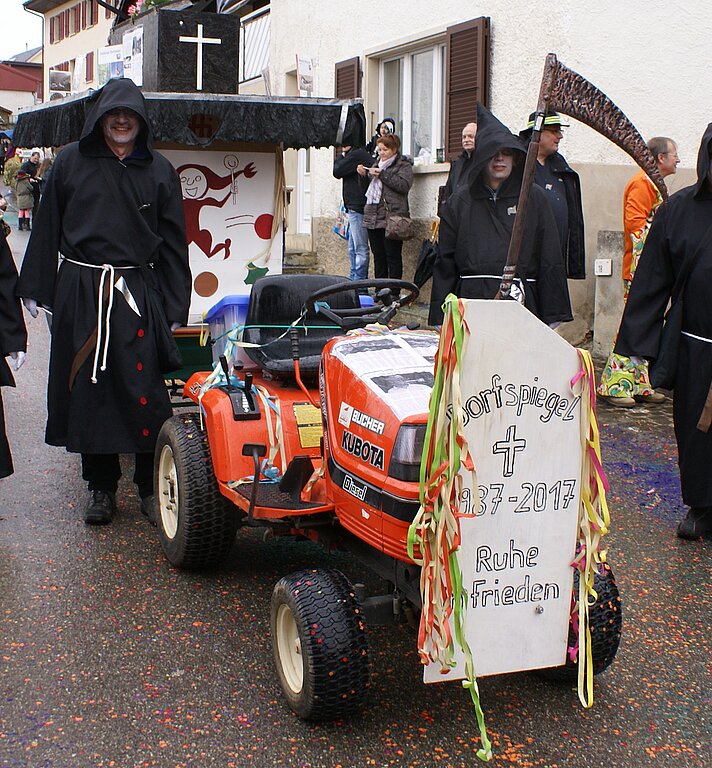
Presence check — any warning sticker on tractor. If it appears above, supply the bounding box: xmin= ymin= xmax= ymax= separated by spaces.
xmin=293 ymin=403 xmax=322 ymax=448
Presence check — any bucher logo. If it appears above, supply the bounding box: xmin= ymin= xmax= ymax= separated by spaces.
xmin=338 ymin=402 xmax=385 ymax=435
xmin=343 ymin=474 xmax=367 ymax=501
xmin=341 ymin=430 xmax=384 ymax=470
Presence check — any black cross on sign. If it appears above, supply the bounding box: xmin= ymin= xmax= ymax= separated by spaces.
xmin=492 ymin=425 xmax=526 ymax=477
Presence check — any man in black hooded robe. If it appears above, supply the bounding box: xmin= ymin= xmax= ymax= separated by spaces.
xmin=17 ymin=78 xmax=191 ymax=525
xmin=616 ymin=123 xmax=712 ymax=541
xmin=429 ymin=103 xmax=572 ymax=327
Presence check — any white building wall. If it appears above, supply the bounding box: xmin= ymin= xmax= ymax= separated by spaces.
xmin=270 ymin=0 xmax=710 ymax=215
xmin=42 ymin=5 xmax=114 ymax=99
xmin=0 ymin=89 xmax=38 ymax=117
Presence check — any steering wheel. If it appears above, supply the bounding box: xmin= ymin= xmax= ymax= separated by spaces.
xmin=304 ymin=279 xmax=419 ymax=329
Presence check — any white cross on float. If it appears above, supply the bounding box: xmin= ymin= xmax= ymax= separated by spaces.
xmin=179 ymin=23 xmax=222 ymax=91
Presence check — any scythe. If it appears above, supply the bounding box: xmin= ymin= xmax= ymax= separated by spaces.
xmin=497 ymin=53 xmax=668 ymax=300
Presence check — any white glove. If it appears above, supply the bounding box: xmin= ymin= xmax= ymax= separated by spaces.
xmin=22 ymin=298 xmax=38 ymax=318
xmin=170 ymin=322 xmax=181 ymax=332
xmin=9 ymin=351 xmax=25 ymax=371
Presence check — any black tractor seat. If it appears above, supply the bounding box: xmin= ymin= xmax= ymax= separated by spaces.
xmin=242 ymin=274 xmax=360 ymax=379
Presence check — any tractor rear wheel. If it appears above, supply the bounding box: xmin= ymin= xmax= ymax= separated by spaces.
xmin=155 ymin=413 xmax=238 ymax=569
xmin=271 ymin=569 xmax=369 ymax=720
xmin=539 ymin=561 xmax=622 ymax=682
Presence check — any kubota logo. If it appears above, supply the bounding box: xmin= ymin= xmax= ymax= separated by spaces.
xmin=341 ymin=430 xmax=384 ymax=470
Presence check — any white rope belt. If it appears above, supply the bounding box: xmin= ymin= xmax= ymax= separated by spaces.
xmin=460 ymin=274 xmax=537 ymax=282
xmin=682 ymin=331 xmax=712 ymax=344
xmin=61 ymin=256 xmax=140 ymax=383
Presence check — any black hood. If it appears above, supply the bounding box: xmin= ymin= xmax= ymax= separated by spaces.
xmin=694 ymin=122 xmax=712 ymax=198
xmin=469 ymin=102 xmax=527 ymax=188
xmin=78 ymin=78 xmax=152 ymax=160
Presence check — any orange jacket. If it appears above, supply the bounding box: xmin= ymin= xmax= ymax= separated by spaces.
xmin=622 ymin=169 xmax=660 ymax=281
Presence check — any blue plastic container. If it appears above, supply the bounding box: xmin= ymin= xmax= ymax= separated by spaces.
xmin=204 ymin=294 xmax=251 ymax=367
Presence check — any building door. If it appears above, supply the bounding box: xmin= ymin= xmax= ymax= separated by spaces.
xmin=295 ymin=148 xmax=311 ymax=235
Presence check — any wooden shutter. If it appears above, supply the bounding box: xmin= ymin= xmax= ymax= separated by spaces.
xmin=444 ymin=17 xmax=490 ymax=160
xmin=82 ymin=1 xmax=87 ymax=29
xmin=86 ymin=51 xmax=95 ymax=82
xmin=334 ymin=57 xmax=361 ymax=99
xmin=49 ymin=17 xmax=55 ymax=44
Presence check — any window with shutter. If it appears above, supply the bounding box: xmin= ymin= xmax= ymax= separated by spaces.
xmin=334 ymin=57 xmax=361 ymax=99
xmin=82 ymin=1 xmax=87 ymax=29
xmin=49 ymin=18 xmax=55 ymax=44
xmin=444 ymin=17 xmax=490 ymax=160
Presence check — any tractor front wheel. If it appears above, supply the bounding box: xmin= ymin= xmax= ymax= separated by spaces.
xmin=271 ymin=569 xmax=369 ymax=721
xmin=154 ymin=413 xmax=238 ymax=569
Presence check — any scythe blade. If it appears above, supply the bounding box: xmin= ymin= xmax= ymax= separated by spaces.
xmin=498 ymin=53 xmax=667 ymax=301
xmin=547 ymin=56 xmax=667 ymax=199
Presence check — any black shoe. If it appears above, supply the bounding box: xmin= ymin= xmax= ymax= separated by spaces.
xmin=677 ymin=507 xmax=712 ymax=541
xmin=140 ymin=494 xmax=157 ymax=527
xmin=83 ymin=490 xmax=116 ymax=525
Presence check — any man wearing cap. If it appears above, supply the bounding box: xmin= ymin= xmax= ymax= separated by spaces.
xmin=520 ymin=111 xmax=585 ymax=280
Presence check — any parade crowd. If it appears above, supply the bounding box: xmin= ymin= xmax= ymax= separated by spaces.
xmin=0 ymin=78 xmax=711 ymax=542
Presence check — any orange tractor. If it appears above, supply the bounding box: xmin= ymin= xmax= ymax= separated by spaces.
xmin=153 ymin=275 xmax=621 ymax=721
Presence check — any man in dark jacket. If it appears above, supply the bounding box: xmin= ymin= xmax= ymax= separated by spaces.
xmin=429 ymin=104 xmax=572 ymax=327
xmin=17 ymin=78 xmax=191 ymax=526
xmin=333 ymin=144 xmax=372 ymax=281
xmin=438 ymin=121 xmax=478 ymax=215
xmin=520 ymin=111 xmax=586 ymax=280
xmin=615 ymin=123 xmax=712 ymax=541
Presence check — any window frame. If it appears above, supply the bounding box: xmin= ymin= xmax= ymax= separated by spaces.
xmin=377 ymin=41 xmax=446 ymax=159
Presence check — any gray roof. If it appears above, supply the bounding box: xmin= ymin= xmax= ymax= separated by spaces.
xmin=8 ymin=46 xmax=43 ymax=64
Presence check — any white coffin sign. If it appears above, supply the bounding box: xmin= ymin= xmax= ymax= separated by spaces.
xmin=425 ymin=300 xmax=582 ymax=682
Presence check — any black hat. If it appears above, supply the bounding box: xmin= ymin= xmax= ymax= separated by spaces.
xmin=521 ymin=110 xmax=569 ymax=135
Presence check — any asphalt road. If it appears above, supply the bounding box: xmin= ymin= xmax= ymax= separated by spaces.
xmin=0 ymin=213 xmax=709 ymax=768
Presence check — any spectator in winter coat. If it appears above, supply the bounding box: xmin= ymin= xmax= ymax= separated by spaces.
xmin=357 ymin=133 xmax=413 ymax=280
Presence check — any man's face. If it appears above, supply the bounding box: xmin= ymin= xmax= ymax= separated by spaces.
xmin=538 ymin=126 xmax=563 ymax=159
xmin=484 ymin=149 xmax=514 ymax=189
xmin=461 ymin=123 xmax=477 ymax=155
xmin=657 ymin=142 xmax=679 ymax=178
xmin=101 ymin=107 xmax=140 ymax=154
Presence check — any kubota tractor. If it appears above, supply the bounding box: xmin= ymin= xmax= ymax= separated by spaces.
xmin=153 ymin=274 xmax=621 ymax=722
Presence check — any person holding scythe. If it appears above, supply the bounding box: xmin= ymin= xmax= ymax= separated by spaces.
xmin=429 ymin=103 xmax=572 ymax=328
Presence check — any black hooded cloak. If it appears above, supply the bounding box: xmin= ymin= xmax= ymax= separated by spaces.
xmin=429 ymin=104 xmax=572 ymax=327
xmin=0 ymin=226 xmax=27 ymax=477
xmin=17 ymin=78 xmax=191 ymax=454
xmin=616 ymin=123 xmax=712 ymax=506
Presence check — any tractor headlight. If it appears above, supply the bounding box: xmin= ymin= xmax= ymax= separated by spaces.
xmin=388 ymin=424 xmax=427 ymax=482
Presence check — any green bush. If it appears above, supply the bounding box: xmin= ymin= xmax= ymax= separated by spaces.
xmin=3 ymin=156 xmax=21 ymax=188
